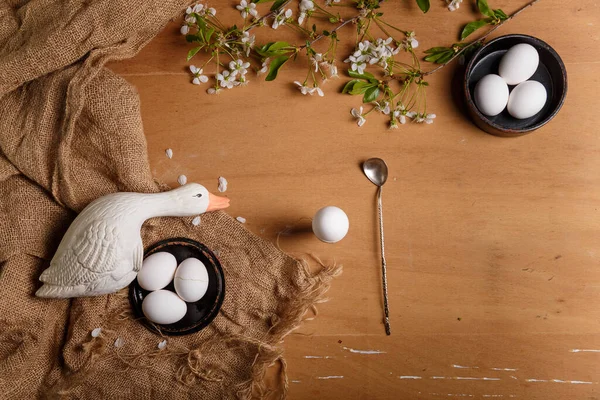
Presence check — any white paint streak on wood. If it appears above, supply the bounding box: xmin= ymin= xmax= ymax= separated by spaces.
xmin=304 ymin=356 xmax=333 ymax=359
xmin=291 ymin=380 xmax=301 ymax=383
xmin=570 ymin=349 xmax=600 ymax=353
xmin=482 ymin=396 xmax=504 ymax=398
xmin=317 ymin=376 xmax=344 ymax=380
xmin=525 ymin=378 xmax=593 ymax=384
xmin=453 ymin=364 xmax=479 ymax=369
xmin=490 ymin=368 xmax=518 ymax=371
xmin=342 ymin=346 xmax=386 ymax=355
xmin=398 ymin=376 xmax=422 ymax=379
xmin=429 ymin=377 xmax=501 ymax=381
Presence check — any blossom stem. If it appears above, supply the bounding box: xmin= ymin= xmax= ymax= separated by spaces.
xmin=421 ymin=0 xmax=540 ymax=77
xmin=301 ymin=16 xmax=359 ymax=49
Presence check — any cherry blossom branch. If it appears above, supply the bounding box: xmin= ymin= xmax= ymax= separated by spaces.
xmin=421 ymin=0 xmax=540 ymax=77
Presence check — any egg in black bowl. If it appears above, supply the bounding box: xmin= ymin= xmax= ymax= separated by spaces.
xmin=464 ymin=34 xmax=567 ymax=137
xmin=129 ymin=238 xmax=225 ymax=336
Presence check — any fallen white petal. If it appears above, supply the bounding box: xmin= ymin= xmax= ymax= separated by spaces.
xmin=178 ymin=175 xmax=187 ymax=186
xmin=236 ymin=216 xmax=246 ymax=224
xmin=91 ymin=327 xmax=102 ymax=338
xmin=165 ymin=148 xmax=173 ymax=159
xmin=218 ymin=176 xmax=228 ymax=192
xmin=158 ymin=340 xmax=168 ymax=350
xmin=114 ymin=337 xmax=125 ymax=348
xmin=192 ymin=216 xmax=201 ymax=226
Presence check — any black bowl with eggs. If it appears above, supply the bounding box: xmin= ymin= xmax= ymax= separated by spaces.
xmin=129 ymin=238 xmax=225 ymax=336
xmin=464 ymin=34 xmax=567 ymax=137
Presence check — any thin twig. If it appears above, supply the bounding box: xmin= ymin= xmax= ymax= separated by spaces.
xmin=246 ymin=0 xmax=294 ymax=32
xmin=421 ymin=0 xmax=540 ymax=77
xmin=301 ymin=16 xmax=359 ymax=48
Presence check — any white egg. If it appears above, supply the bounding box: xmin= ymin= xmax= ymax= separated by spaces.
xmin=507 ymin=80 xmax=547 ymax=119
xmin=137 ymin=252 xmax=178 ymax=291
xmin=312 ymin=206 xmax=349 ymax=244
xmin=499 ymin=43 xmax=539 ymax=85
xmin=174 ymin=258 xmax=209 ymax=302
xmin=142 ymin=290 xmax=187 ymax=325
xmin=474 ymin=74 xmax=509 ymax=117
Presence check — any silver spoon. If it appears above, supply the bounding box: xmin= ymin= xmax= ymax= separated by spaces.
xmin=362 ymin=158 xmax=391 ymax=335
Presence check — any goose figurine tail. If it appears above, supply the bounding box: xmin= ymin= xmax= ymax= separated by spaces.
xmin=35 ymin=183 xmax=229 ymax=298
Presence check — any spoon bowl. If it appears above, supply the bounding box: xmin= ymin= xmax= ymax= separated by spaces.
xmin=363 ymin=158 xmax=389 ymax=187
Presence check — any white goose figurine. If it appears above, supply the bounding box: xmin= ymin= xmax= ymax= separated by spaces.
xmin=35 ymin=183 xmax=230 ymax=298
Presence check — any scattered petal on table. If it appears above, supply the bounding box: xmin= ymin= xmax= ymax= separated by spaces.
xmin=236 ymin=216 xmax=246 ymax=224
xmin=165 ymin=148 xmax=173 ymax=159
xmin=158 ymin=340 xmax=168 ymax=350
xmin=114 ymin=337 xmax=125 ymax=348
xmin=218 ymin=176 xmax=228 ymax=192
xmin=192 ymin=216 xmax=201 ymax=226
xmin=178 ymin=175 xmax=187 ymax=186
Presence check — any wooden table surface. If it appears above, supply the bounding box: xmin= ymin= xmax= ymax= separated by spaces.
xmin=108 ymin=1 xmax=600 ymax=398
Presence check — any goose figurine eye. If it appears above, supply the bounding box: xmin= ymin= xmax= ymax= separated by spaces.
xmin=193 ymin=193 xmax=203 ymax=198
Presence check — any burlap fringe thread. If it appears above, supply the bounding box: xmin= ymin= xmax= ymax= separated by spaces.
xmin=37 ymin=257 xmax=341 ymax=400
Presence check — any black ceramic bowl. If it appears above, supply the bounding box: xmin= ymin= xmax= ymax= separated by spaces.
xmin=464 ymin=34 xmax=567 ymax=137
xmin=129 ymin=238 xmax=225 ymax=336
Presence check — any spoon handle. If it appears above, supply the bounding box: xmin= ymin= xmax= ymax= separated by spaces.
xmin=378 ymin=186 xmax=391 ymax=335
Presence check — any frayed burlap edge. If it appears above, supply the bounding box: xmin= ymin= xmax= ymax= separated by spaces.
xmin=42 ymin=256 xmax=342 ymax=400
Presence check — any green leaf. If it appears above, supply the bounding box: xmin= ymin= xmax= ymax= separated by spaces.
xmin=424 ymin=46 xmax=451 ymax=54
xmin=270 ymin=0 xmax=287 ymax=11
xmin=348 ymin=70 xmax=378 ymax=83
xmin=252 ymin=0 xmax=274 ymax=3
xmin=186 ymin=46 xmax=203 ymax=61
xmin=424 ymin=50 xmax=451 ymax=63
xmin=342 ymin=79 xmax=361 ymax=94
xmin=185 ymin=34 xmax=200 ymax=43
xmin=363 ymin=86 xmax=380 ymax=103
xmin=435 ymin=52 xmax=454 ymax=64
xmin=265 ymin=55 xmax=289 ymax=81
xmin=192 ymin=13 xmax=207 ymax=30
xmin=416 ymin=0 xmax=430 ymax=13
xmin=461 ymin=19 xmax=489 ymax=40
xmin=256 ymin=41 xmax=291 ymax=57
xmin=205 ymin=27 xmax=215 ymax=43
xmin=477 ymin=0 xmax=494 ymax=17
xmin=349 ymin=81 xmax=374 ymax=95
xmin=494 ymin=9 xmax=508 ymax=20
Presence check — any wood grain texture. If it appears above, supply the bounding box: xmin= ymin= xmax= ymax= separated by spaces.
xmin=107 ymin=1 xmax=600 ymax=398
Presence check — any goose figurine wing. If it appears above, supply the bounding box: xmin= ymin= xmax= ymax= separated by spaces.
xmin=35 ymin=184 xmax=230 ymax=298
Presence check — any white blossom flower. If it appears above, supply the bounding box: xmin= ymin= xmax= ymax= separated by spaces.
xmin=393 ymin=104 xmax=407 ymax=124
xmin=189 ymin=65 xmax=209 ymax=84
xmin=294 ymin=81 xmax=312 ymax=95
xmin=236 ymin=0 xmax=258 ymax=19
xmin=402 ymin=31 xmax=419 ymax=49
xmin=447 ymin=0 xmax=462 ymax=11
xmin=315 ymin=87 xmax=324 ymax=97
xmin=192 ymin=4 xmax=204 ymax=13
xmin=344 ymin=55 xmax=367 ymax=74
xmin=389 ymin=119 xmax=399 ymax=129
xmin=298 ymin=0 xmax=314 ymax=24
xmin=310 ymin=53 xmax=323 ymax=72
xmin=351 ymin=107 xmax=366 ymax=127
xmin=207 ymin=87 xmax=220 ymax=95
xmin=180 ymin=25 xmax=190 ymax=35
xmin=241 ymin=31 xmax=255 ymax=56
xmin=216 ymin=70 xmax=239 ymax=89
xmin=406 ymin=111 xmax=417 ymax=119
xmin=424 ymin=113 xmax=436 ymax=124
xmin=258 ymin=58 xmax=270 ymax=75
xmin=299 ymin=0 xmax=314 ymax=11
xmin=208 ymin=7 xmax=216 ymax=16
xmin=325 ymin=0 xmax=340 ymax=5
xmin=272 ymin=9 xmax=292 ymax=29
xmin=329 ymin=63 xmax=338 ymax=78
xmin=374 ymin=101 xmax=391 ymax=115
xmin=229 ymin=59 xmax=250 ymax=76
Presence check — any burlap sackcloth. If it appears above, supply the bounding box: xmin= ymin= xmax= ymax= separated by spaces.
xmin=0 ymin=0 xmax=340 ymax=398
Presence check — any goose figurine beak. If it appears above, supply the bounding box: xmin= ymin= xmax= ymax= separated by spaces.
xmin=207 ymin=192 xmax=230 ymax=212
